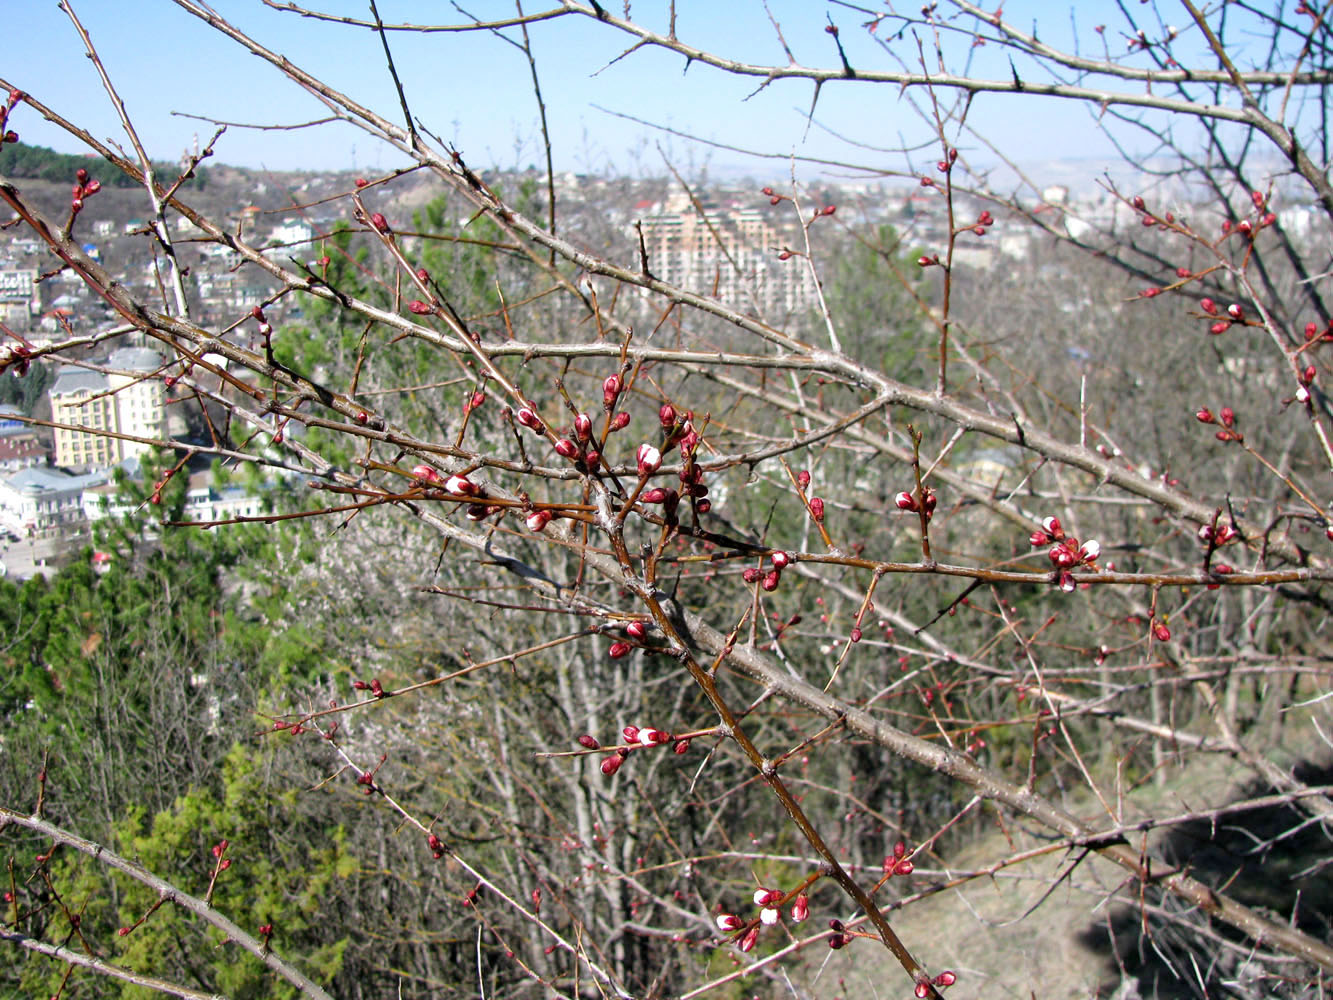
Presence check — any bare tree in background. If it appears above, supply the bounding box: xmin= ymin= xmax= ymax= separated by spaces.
xmin=3 ymin=2 xmax=1333 ymax=998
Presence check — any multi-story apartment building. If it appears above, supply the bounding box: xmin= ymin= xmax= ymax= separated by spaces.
xmin=49 ymin=347 xmax=167 ymax=470
xmin=634 ymin=192 xmax=817 ymax=316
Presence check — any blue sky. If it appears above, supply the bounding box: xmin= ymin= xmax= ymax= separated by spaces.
xmin=2 ymin=1 xmax=1246 ymax=180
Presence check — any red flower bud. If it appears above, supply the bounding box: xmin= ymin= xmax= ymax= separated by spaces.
xmin=809 ymin=497 xmax=825 ymax=522
xmin=1226 ymin=303 xmax=1243 ymax=320
xmin=369 ymin=213 xmax=389 ymax=233
xmin=659 ymin=403 xmax=677 ymax=427
xmin=1220 ymin=406 xmax=1235 ymax=427
xmin=895 ymin=491 xmax=918 ymax=511
xmin=554 ymin=438 xmax=579 ymax=459
xmin=408 ymin=300 xmax=433 ymax=315
xmin=762 ymin=569 xmax=781 ymax=591
xmin=601 ymin=754 xmax=623 ymax=776
xmin=1153 ymin=622 xmax=1171 ymax=642
xmin=603 ymin=374 xmax=622 ymax=407
xmin=577 ymin=735 xmax=600 ymax=750
xmin=636 ymin=443 xmax=662 ymax=476
xmin=1195 ymin=408 xmax=1214 ymax=423
xmin=791 ymin=894 xmax=809 ymax=923
xmin=609 ymin=412 xmax=630 ymax=431
xmin=673 ymin=738 xmax=690 ymax=754
xmin=609 ymin=642 xmax=632 ymax=660
xmin=516 ymin=405 xmax=544 ymax=432
xmin=525 ymin=510 xmax=553 ymax=532
xmin=770 ymin=550 xmax=790 ymax=569
xmin=574 ymin=412 xmax=593 ymax=441
xmin=1200 ymin=297 xmax=1217 ymax=315
xmin=797 ymin=469 xmax=811 ymax=488
xmin=445 ymin=474 xmax=477 ymax=495
xmin=411 ymin=463 xmax=443 ymax=484
xmin=626 ymin=620 xmax=647 ymax=640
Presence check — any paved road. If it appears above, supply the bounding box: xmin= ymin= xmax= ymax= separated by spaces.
xmin=0 ymin=533 xmax=74 ymax=581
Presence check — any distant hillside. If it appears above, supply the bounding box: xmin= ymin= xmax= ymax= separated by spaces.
xmin=0 ymin=141 xmax=206 ymax=190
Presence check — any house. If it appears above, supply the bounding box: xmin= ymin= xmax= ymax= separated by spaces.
xmin=0 ymin=465 xmax=107 ymax=534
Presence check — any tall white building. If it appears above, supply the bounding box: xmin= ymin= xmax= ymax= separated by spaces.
xmin=634 ymin=192 xmax=817 ymax=316
xmin=49 ymin=347 xmax=168 ymax=470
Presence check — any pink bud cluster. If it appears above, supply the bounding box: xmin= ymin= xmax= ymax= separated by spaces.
xmin=352 ymin=677 xmax=388 ymax=698
xmin=916 ymin=970 xmax=959 ymax=997
xmin=1197 ymin=521 xmax=1238 ymax=547
xmin=69 ymin=166 xmax=102 ymax=220
xmin=1196 ymin=404 xmax=1243 ymax=442
xmin=715 ymin=886 xmax=809 ymax=951
xmin=894 ymin=488 xmax=937 ymax=521
xmin=745 ymin=550 xmax=792 ymax=592
xmin=883 ymin=840 xmax=915 ymax=879
xmin=1029 ymin=516 xmax=1101 ymax=592
xmin=588 ymin=719 xmax=688 ymax=776
xmin=426 ymin=833 xmax=445 ymax=859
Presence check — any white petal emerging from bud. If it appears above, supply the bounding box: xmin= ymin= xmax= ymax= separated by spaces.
xmin=636 ymin=443 xmax=662 ymax=476
xmin=760 ymin=906 xmax=780 ymax=926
